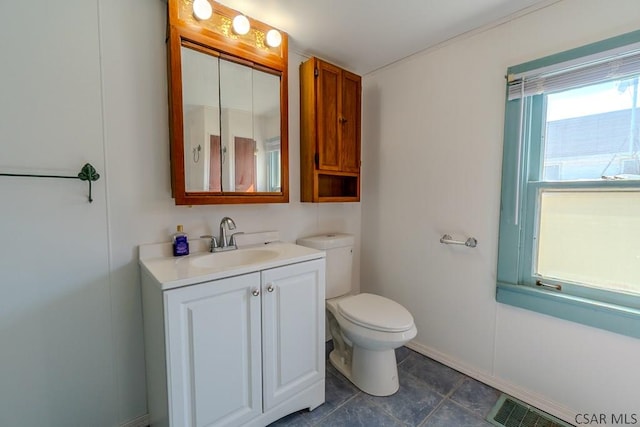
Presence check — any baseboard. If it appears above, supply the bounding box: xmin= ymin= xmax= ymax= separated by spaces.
xmin=405 ymin=341 xmax=576 ymax=425
xmin=120 ymin=413 xmax=149 ymax=427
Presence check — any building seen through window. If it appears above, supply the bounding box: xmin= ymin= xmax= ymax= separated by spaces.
xmin=543 ymin=76 xmax=639 ymax=181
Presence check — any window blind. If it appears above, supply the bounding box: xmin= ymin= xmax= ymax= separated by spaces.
xmin=507 ymin=48 xmax=640 ymax=100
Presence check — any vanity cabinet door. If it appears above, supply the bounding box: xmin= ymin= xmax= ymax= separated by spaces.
xmin=165 ymin=273 xmax=262 ymax=427
xmin=261 ymin=259 xmax=326 ymax=411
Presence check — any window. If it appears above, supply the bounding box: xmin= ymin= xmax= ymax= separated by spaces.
xmin=265 ymin=137 xmax=281 ymax=192
xmin=496 ymin=30 xmax=640 ymax=339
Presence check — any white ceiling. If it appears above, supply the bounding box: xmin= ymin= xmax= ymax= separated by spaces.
xmin=217 ymin=0 xmax=557 ymax=75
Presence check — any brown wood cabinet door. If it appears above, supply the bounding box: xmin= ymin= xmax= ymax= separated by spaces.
xmin=316 ymin=60 xmax=341 ymax=171
xmin=340 ymin=71 xmax=361 ymax=173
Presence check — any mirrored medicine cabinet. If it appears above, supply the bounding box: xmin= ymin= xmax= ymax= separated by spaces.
xmin=167 ymin=0 xmax=289 ymax=204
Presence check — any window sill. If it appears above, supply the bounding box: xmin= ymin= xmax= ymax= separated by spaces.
xmin=496 ymin=282 xmax=640 ymax=339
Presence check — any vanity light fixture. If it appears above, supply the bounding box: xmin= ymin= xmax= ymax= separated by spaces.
xmin=266 ymin=29 xmax=282 ymax=48
xmin=232 ymin=15 xmax=250 ymax=35
xmin=192 ymin=0 xmax=213 ymax=20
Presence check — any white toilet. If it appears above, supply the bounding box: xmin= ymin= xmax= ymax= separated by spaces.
xmin=297 ymin=233 xmax=417 ymax=396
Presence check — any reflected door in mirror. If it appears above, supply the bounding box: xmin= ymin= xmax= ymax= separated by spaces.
xmin=235 ymin=137 xmax=256 ymax=192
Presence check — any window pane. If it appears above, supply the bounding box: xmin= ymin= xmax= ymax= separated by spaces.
xmin=544 ymin=76 xmax=640 ymax=181
xmin=536 ymin=190 xmax=640 ymax=295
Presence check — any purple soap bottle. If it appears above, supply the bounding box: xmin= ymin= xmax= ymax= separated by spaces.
xmin=172 ymin=225 xmax=189 ymax=256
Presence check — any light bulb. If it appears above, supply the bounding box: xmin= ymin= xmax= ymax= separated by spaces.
xmin=232 ymin=15 xmax=250 ymax=35
xmin=266 ymin=29 xmax=282 ymax=48
xmin=192 ymin=0 xmax=212 ymax=20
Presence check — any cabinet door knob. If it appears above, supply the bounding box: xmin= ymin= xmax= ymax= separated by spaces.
xmin=252 ymin=289 xmax=260 ymax=296
xmin=267 ymin=284 xmax=274 ymax=293
xmin=339 ymin=117 xmax=347 ymax=124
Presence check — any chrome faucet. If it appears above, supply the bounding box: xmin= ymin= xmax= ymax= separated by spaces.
xmin=218 ymin=217 xmax=237 ymax=250
xmin=201 ymin=217 xmax=242 ymax=252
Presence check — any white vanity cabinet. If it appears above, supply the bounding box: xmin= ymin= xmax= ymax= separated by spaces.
xmin=141 ymin=254 xmax=325 ymax=427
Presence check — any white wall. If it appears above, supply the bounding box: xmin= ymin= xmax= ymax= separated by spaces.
xmin=361 ymin=0 xmax=640 ymax=422
xmin=0 ymin=0 xmax=360 ymax=425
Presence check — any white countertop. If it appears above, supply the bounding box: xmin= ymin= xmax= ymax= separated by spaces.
xmin=139 ymin=241 xmax=325 ymax=291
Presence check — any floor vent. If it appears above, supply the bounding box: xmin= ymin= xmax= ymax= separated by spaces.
xmin=486 ymin=394 xmax=573 ymax=427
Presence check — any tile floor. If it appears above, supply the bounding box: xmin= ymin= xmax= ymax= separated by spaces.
xmin=269 ymin=345 xmax=501 ymax=427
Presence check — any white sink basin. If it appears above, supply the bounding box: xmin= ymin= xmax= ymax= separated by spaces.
xmin=190 ymin=248 xmax=280 ymax=270
xmin=139 ymin=241 xmax=325 ymax=290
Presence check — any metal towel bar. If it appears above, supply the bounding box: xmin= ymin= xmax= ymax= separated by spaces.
xmin=0 ymin=163 xmax=100 ymax=203
xmin=440 ymin=234 xmax=478 ymax=248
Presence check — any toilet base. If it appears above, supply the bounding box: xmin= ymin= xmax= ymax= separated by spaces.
xmin=329 ymin=348 xmax=352 ymax=379
xmin=329 ymin=347 xmax=399 ymax=397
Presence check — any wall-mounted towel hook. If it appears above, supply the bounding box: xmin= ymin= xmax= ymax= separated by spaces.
xmin=0 ymin=162 xmax=100 ymax=203
xmin=440 ymin=234 xmax=478 ymax=248
xmin=193 ymin=144 xmax=201 ymax=163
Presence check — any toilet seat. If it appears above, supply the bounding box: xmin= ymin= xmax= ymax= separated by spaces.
xmin=337 ymin=293 xmax=414 ymax=333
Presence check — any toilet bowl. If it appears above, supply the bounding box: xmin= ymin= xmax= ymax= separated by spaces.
xmin=326 ymin=293 xmax=417 ymax=396
xmin=296 ymin=234 xmax=417 ymax=396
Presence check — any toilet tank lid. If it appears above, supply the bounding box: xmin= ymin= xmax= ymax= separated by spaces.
xmin=296 ymin=233 xmax=354 ymax=250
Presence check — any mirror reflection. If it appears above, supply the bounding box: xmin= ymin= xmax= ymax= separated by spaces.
xmin=181 ymin=45 xmax=281 ymax=193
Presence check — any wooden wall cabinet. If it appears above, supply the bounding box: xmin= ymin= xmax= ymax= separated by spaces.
xmin=300 ymin=57 xmax=362 ymax=202
xmin=167 ymin=0 xmax=289 ymax=205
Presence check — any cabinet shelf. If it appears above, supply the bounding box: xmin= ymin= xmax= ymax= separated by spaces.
xmin=317 ymin=172 xmax=359 ymax=200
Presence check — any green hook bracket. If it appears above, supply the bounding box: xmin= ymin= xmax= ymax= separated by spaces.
xmin=77 ymin=163 xmax=100 ymax=202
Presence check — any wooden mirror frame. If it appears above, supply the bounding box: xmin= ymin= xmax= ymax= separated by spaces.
xmin=167 ymin=0 xmax=289 ymax=204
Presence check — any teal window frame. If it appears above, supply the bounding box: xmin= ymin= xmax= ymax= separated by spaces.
xmin=496 ymin=30 xmax=640 ymax=339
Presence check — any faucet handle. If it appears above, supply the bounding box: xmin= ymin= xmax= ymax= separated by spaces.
xmin=200 ymin=235 xmax=219 ymax=251
xmin=229 ymin=232 xmax=244 ymax=247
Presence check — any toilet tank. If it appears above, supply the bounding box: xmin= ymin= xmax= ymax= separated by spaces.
xmin=297 ymin=233 xmax=354 ymax=299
